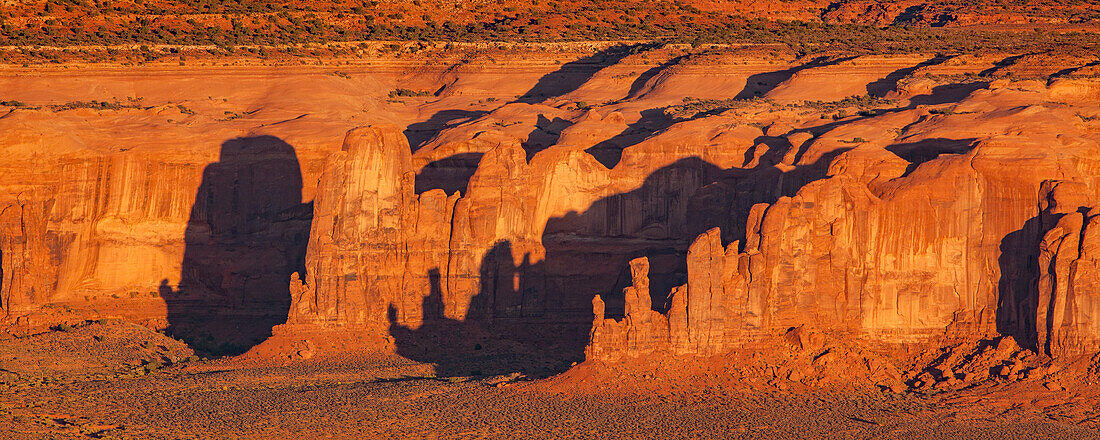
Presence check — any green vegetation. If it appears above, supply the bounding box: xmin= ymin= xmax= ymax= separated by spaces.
xmin=219 ymin=109 xmax=257 ymax=121
xmin=142 ymin=360 xmax=165 ymax=374
xmin=667 ymin=95 xmax=900 ymax=121
xmin=804 ymin=95 xmax=898 ymax=112
xmin=47 ymin=100 xmax=145 ymax=112
xmin=669 ymin=96 xmax=773 ymax=119
xmin=0 ymin=0 xmax=1096 ymax=58
xmin=388 ymin=88 xmax=432 ymax=98
xmin=52 ymin=323 xmax=74 ymax=332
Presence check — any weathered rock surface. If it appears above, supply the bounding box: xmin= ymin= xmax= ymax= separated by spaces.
xmin=1033 ymin=182 xmax=1100 ymax=359
xmin=1 ymin=49 xmax=1099 ymax=372
xmin=587 ymin=77 xmax=1100 ymax=363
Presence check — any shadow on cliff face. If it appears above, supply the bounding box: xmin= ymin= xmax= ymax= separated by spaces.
xmin=734 ymin=56 xmax=858 ymax=99
xmin=406 ymin=44 xmax=661 ymax=191
xmin=586 ymin=108 xmax=675 ymax=168
xmin=517 ymin=42 xmax=662 ymax=104
xmin=625 ymin=54 xmax=688 ymax=99
xmin=996 ymin=215 xmax=1043 ymax=352
xmin=1049 ymin=59 xmax=1100 ymax=81
xmin=866 ymin=55 xmax=952 ymax=97
xmin=404 ymin=109 xmax=489 ymax=152
xmin=388 ymin=150 xmax=843 ymax=377
xmin=415 ymin=152 xmax=485 ymax=195
xmin=165 ymin=136 xmax=312 ymax=356
xmin=979 ymin=53 xmax=1037 ymax=77
xmin=908 ymin=81 xmax=991 ymax=106
xmin=386 ymin=254 xmax=595 ymax=378
xmin=886 ymin=137 xmax=978 ymax=176
xmin=522 ymin=115 xmax=572 ymax=161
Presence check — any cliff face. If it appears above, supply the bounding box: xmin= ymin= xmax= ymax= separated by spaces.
xmin=287 ymin=122 xmax=754 ymax=332
xmin=0 ymin=141 xmax=314 ymax=351
xmin=289 ymin=126 xmax=417 ymax=328
xmin=2 ymin=50 xmax=1099 ymax=367
xmin=1033 ymin=182 xmax=1100 ymax=359
xmin=0 ymin=60 xmax=557 ymax=349
xmin=587 ymin=89 xmax=1100 ymax=361
xmin=0 ymin=155 xmax=202 ymax=314
xmin=287 ymin=76 xmax=1100 ymax=369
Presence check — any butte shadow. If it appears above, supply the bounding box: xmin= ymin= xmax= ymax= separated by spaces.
xmin=165 ymin=135 xmax=313 ymax=356
xmin=517 ymin=42 xmax=662 ymax=104
xmin=996 ymin=215 xmax=1043 ymax=352
xmin=388 ymin=150 xmax=845 ymax=377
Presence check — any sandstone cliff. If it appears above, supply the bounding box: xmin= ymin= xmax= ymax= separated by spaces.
xmin=2 ymin=50 xmax=1099 ymax=371
xmin=587 ymin=81 xmax=1100 ymax=362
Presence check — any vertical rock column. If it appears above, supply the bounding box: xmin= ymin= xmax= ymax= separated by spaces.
xmin=1035 ymin=180 xmax=1100 ymax=358
xmin=0 ymin=193 xmax=55 ymax=315
xmin=585 ymin=227 xmax=753 ymax=360
xmin=586 ymin=256 xmax=670 ymax=361
xmin=680 ymin=227 xmax=749 ymax=354
xmin=289 ymin=125 xmax=414 ymax=329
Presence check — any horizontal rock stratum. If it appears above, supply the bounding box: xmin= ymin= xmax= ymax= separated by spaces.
xmin=1 ymin=46 xmax=1099 ymax=380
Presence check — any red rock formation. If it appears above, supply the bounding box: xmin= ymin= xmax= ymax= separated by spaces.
xmin=0 ymin=134 xmax=316 ymax=352
xmin=269 ymin=73 xmax=1100 ymax=372
xmin=1 ymin=53 xmax=1098 ymax=373
xmin=586 ymin=82 xmax=1100 ymax=362
xmin=0 ymin=194 xmax=54 ymax=314
xmin=289 ymin=113 xmax=763 ymax=331
xmin=1034 ymin=181 xmax=1100 ymax=358
xmin=289 ymin=125 xmax=419 ymax=329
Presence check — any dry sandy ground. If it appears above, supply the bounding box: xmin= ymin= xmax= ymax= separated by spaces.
xmin=1 ymin=301 xmax=1100 ymax=439
xmin=2 ymin=357 xmax=1099 ymax=439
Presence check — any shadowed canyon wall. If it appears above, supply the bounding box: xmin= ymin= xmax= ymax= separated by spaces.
xmin=168 ymin=136 xmax=312 ymax=354
xmin=1 ymin=49 xmax=1099 ymax=367
xmin=0 ymin=134 xmax=314 ymax=354
xmin=589 ymin=117 xmax=1100 ymax=361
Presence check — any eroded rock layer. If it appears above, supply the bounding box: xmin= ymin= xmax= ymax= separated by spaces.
xmin=588 ymin=82 xmax=1100 ymax=361
xmin=1 ymin=48 xmax=1099 ymax=368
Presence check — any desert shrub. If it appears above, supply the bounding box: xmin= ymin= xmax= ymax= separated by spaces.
xmin=666 ymin=96 xmax=773 ymax=119
xmin=143 ymin=360 xmax=165 ymax=374
xmin=48 ymin=100 xmax=143 ymax=111
xmin=0 ymin=0 xmax=1096 ymax=56
xmin=388 ymin=88 xmax=431 ymax=98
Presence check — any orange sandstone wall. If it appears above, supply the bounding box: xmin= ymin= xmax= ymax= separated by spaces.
xmin=2 ymin=52 xmax=1099 ymax=363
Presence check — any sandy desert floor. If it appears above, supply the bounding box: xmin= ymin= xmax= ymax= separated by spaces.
xmin=0 ymin=322 xmax=1098 ymax=439
xmin=3 ymin=360 xmax=1099 ymax=439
